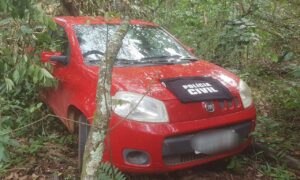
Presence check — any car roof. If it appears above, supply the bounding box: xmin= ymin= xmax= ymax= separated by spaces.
xmin=54 ymin=16 xmax=158 ymax=27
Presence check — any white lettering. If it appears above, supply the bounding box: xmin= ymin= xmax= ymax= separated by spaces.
xmin=195 ymin=89 xmax=203 ymax=94
xmin=199 ymin=88 xmax=208 ymax=93
xmin=188 ymin=89 xmax=197 ymax=95
xmin=188 ymin=84 xmax=194 ymax=89
xmin=208 ymin=87 xmax=218 ymax=92
xmin=183 ymin=83 xmax=219 ymax=95
xmin=207 ymin=87 xmax=214 ymax=93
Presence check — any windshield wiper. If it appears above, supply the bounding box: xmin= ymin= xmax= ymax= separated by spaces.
xmin=140 ymin=55 xmax=198 ymax=62
xmin=141 ymin=56 xmax=199 ymax=64
xmin=179 ymin=57 xmax=198 ymax=61
xmin=138 ymin=55 xmax=186 ymax=65
xmin=140 ymin=55 xmax=182 ymax=61
xmin=115 ymin=58 xmax=134 ymax=64
xmin=116 ymin=58 xmax=175 ymax=65
xmin=85 ymin=59 xmax=101 ymax=65
xmin=115 ymin=56 xmax=198 ymax=66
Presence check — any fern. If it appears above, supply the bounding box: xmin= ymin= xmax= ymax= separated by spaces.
xmin=95 ymin=162 xmax=126 ymax=180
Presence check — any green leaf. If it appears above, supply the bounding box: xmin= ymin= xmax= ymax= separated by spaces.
xmin=5 ymin=138 xmax=19 ymax=147
xmin=292 ymin=68 xmax=300 ymax=78
xmin=47 ymin=18 xmax=57 ymax=31
xmin=0 ymin=144 xmax=7 ymax=162
xmin=283 ymin=52 xmax=293 ymax=61
xmin=36 ymin=102 xmax=43 ymax=109
xmin=20 ymin=25 xmax=33 ymax=34
xmin=270 ymin=53 xmax=279 ymax=62
xmin=12 ymin=69 xmax=20 ymax=83
xmin=0 ymin=18 xmax=12 ymax=26
xmin=4 ymin=78 xmax=14 ymax=91
xmin=33 ymin=76 xmax=38 ymax=83
xmin=40 ymin=68 xmax=53 ymax=79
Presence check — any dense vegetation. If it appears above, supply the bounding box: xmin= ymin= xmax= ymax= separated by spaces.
xmin=156 ymin=0 xmax=300 ymax=151
xmin=0 ymin=0 xmax=299 ymax=179
xmin=0 ymin=0 xmax=56 ymax=165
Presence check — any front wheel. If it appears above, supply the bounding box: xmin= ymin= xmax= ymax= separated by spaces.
xmin=78 ymin=114 xmax=90 ymax=170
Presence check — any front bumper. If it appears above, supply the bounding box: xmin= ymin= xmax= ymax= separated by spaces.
xmin=106 ymin=106 xmax=256 ymax=173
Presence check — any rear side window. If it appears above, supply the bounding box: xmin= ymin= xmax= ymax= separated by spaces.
xmin=50 ymin=26 xmax=69 ymax=56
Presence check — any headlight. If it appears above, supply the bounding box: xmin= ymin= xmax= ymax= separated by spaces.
xmin=238 ymin=79 xmax=253 ymax=108
xmin=112 ymin=91 xmax=169 ymax=123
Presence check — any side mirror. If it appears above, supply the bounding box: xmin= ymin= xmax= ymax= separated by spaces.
xmin=41 ymin=51 xmax=68 ymax=65
xmin=187 ymin=47 xmax=196 ymax=54
xmin=50 ymin=55 xmax=68 ymax=65
xmin=41 ymin=51 xmax=61 ymax=63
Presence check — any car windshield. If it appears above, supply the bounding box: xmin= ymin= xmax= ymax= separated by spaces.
xmin=73 ymin=24 xmax=196 ymax=66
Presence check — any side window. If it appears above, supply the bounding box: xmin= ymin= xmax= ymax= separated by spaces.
xmin=73 ymin=25 xmax=113 ymax=66
xmin=50 ymin=26 xmax=69 ymax=56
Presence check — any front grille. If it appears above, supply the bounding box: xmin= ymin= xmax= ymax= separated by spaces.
xmin=163 ymin=153 xmax=207 ymax=165
xmin=218 ymin=97 xmax=241 ymax=111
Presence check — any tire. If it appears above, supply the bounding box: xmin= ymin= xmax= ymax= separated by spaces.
xmin=78 ymin=114 xmax=90 ymax=170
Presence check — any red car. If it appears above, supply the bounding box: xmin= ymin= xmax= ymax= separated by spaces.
xmin=41 ymin=16 xmax=256 ymax=173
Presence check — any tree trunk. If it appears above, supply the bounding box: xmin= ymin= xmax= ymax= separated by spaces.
xmin=60 ymin=0 xmax=79 ymax=16
xmin=80 ymin=17 xmax=130 ymax=179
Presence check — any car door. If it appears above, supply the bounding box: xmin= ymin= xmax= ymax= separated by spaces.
xmin=45 ymin=25 xmax=78 ymax=129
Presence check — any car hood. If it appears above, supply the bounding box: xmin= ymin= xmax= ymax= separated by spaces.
xmin=111 ymin=60 xmax=240 ymax=100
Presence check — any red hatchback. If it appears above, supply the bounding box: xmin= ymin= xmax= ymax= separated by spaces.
xmin=41 ymin=16 xmax=256 ymax=173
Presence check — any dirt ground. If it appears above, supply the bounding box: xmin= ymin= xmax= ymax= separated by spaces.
xmin=2 ymin=141 xmax=269 ymax=179
xmin=2 ymin=119 xmax=297 ymax=180
xmin=3 ymin=147 xmax=264 ymax=180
